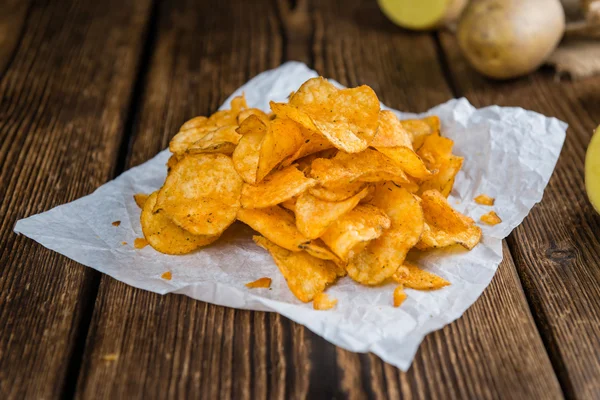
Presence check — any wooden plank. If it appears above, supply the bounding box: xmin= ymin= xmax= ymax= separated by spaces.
xmin=439 ymin=32 xmax=600 ymax=399
xmin=0 ymin=0 xmax=153 ymax=398
xmin=0 ymin=0 xmax=30 ymax=77
xmin=76 ymin=0 xmax=561 ymax=398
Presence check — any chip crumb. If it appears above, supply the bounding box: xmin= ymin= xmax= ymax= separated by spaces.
xmin=134 ymin=237 xmax=148 ymax=249
xmin=245 ymin=277 xmax=272 ymax=289
xmin=393 ymin=285 xmax=407 ymax=307
xmin=101 ymin=353 xmax=119 ymax=362
xmin=112 ymin=220 xmax=121 ymax=227
xmin=474 ymin=194 xmax=495 ymax=206
xmin=313 ymin=293 xmax=337 ymax=310
xmin=480 ymin=211 xmax=502 ymax=225
xmin=393 ymin=262 xmax=450 ymax=290
xmin=161 ymin=271 xmax=172 ymax=280
xmin=121 ymin=241 xmax=127 ymax=245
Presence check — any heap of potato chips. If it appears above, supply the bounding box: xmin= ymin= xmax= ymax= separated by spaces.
xmin=138 ymin=77 xmax=482 ymax=307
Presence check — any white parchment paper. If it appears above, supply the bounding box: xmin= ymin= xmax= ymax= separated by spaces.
xmin=14 ymin=62 xmax=566 ymax=370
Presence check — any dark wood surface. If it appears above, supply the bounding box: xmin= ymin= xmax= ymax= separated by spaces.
xmin=0 ymin=0 xmax=598 ymax=399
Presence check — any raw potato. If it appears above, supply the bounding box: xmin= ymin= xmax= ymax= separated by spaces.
xmin=457 ymin=0 xmax=565 ymax=79
xmin=378 ymin=0 xmax=468 ymax=31
xmin=585 ymin=125 xmax=600 ymax=214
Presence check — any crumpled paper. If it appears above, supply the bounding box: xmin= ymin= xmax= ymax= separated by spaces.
xmin=14 ymin=62 xmax=566 ymax=371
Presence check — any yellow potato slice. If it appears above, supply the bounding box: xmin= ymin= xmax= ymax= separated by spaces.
xmin=237 ymin=206 xmax=310 ymax=251
xmin=155 ymin=154 xmax=243 ymax=236
xmin=320 ymin=204 xmax=391 ymax=261
xmin=256 ymin=117 xmax=304 ymax=182
xmin=418 ymin=155 xmax=463 ymax=197
xmin=186 ymin=125 xmax=241 ymax=155
xmin=253 ymin=236 xmax=344 ymax=302
xmin=141 ymin=192 xmax=219 ymax=255
xmin=313 ymin=293 xmax=338 ymax=310
xmin=346 ymin=183 xmax=423 ymax=285
xmin=134 ymin=193 xmax=149 ymax=209
xmin=401 ymin=115 xmax=441 ymax=149
xmin=372 ymin=110 xmax=413 ymax=148
xmin=240 ymin=166 xmax=316 ymax=209
xmin=416 ymin=189 xmax=481 ymax=250
xmin=295 ymin=187 xmax=370 ymax=239
xmin=309 ymin=182 xmax=367 ymax=202
xmin=300 ymin=240 xmax=345 ymax=266
xmin=393 ymin=262 xmax=450 ymax=290
xmin=238 ymin=108 xmax=270 ymax=125
xmin=232 ymin=115 xmax=268 ymax=184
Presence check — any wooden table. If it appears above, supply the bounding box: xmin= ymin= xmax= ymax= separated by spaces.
xmin=1 ymin=0 xmax=599 ymax=398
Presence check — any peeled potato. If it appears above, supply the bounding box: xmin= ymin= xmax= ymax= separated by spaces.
xmin=585 ymin=125 xmax=600 ymax=214
xmin=378 ymin=0 xmax=468 ymax=31
xmin=457 ymin=0 xmax=565 ymax=80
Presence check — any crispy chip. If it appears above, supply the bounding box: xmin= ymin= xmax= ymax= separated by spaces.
xmin=313 ymin=293 xmax=338 ymax=310
xmin=161 ymin=271 xmax=172 ymax=280
xmin=281 ymin=197 xmax=297 ymax=213
xmin=166 ymin=154 xmax=180 ymax=173
xmin=238 ymin=108 xmax=270 ymax=125
xmin=474 ymin=194 xmax=495 ymax=206
xmin=295 ymin=187 xmax=370 ymax=239
xmin=280 ymin=130 xmax=333 ymax=167
xmin=309 ymin=149 xmax=410 ymax=188
xmin=237 ymin=206 xmax=309 ymax=251
xmin=253 ymin=236 xmax=343 ymax=302
xmin=376 ymin=147 xmax=432 ymax=180
xmin=134 ymin=237 xmax=149 ymax=249
xmin=180 ymin=116 xmax=208 ymax=131
xmin=372 ymin=111 xmax=413 ymax=148
xmin=346 ymin=183 xmax=423 ymax=285
xmin=416 ymin=190 xmax=481 ymax=250
xmin=418 ymin=155 xmax=463 ymax=197
xmin=393 ymin=285 xmax=407 ymax=307
xmin=232 ymin=115 xmax=267 ymax=184
xmin=245 ymin=277 xmax=272 ymax=289
xmin=401 ymin=116 xmax=440 ymax=149
xmin=320 ymin=204 xmax=391 ymax=261
xmin=300 ymin=240 xmax=345 ymax=266
xmin=186 ymin=125 xmax=241 ymax=155
xmin=418 ymin=133 xmax=454 ymax=165
xmin=256 ymin=117 xmax=304 ymax=182
xmin=393 ymin=262 xmax=450 ymax=290
xmin=480 ymin=210 xmax=502 ymax=225
xmin=240 ymin=166 xmax=316 ymax=209
xmin=134 ymin=193 xmax=149 ymax=209
xmin=142 ymin=192 xmax=219 ymax=254
xmin=274 ymin=78 xmax=380 ymax=153
xmin=309 ymin=182 xmax=367 ymax=202
xmin=155 ymin=154 xmax=243 ymax=236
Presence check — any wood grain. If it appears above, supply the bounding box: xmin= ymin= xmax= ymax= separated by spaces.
xmin=439 ymin=32 xmax=600 ymax=399
xmin=0 ymin=0 xmax=30 ymax=77
xmin=74 ymin=0 xmax=561 ymax=399
xmin=0 ymin=0 xmax=153 ymax=398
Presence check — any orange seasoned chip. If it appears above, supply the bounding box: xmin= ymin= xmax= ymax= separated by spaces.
xmin=186 ymin=125 xmax=241 ymax=155
xmin=280 ymin=197 xmax=297 ymax=213
xmin=480 ymin=211 xmax=502 ymax=225
xmin=232 ymin=115 xmax=268 ymax=184
xmin=346 ymin=183 xmax=423 ymax=285
xmin=237 ymin=206 xmax=309 ymax=251
xmin=393 ymin=262 xmax=450 ymax=290
xmin=254 ymin=236 xmax=344 ymax=302
xmin=393 ymin=285 xmax=407 ymax=307
xmin=257 ymin=117 xmax=304 ymax=182
xmin=418 ymin=155 xmax=463 ymax=197
xmin=280 ymin=130 xmax=333 ymax=167
xmin=372 ymin=111 xmax=413 ymax=148
xmin=180 ymin=116 xmax=208 ymax=131
xmin=166 ymin=154 xmax=180 ymax=172
xmin=474 ymin=194 xmax=495 ymax=206
xmin=295 ymin=187 xmax=370 ymax=239
xmin=161 ymin=271 xmax=172 ymax=280
xmin=313 ymin=293 xmax=338 ymax=310
xmin=245 ymin=277 xmax=272 ymax=289
xmin=155 ymin=154 xmax=243 ymax=236
xmin=309 ymin=182 xmax=367 ymax=202
xmin=142 ymin=192 xmax=219 ymax=254
xmin=300 ymin=240 xmax=345 ymax=266
xmin=401 ymin=116 xmax=440 ymax=149
xmin=416 ymin=190 xmax=481 ymax=250
xmin=134 ymin=193 xmax=149 ymax=209
xmin=240 ymin=166 xmax=316 ymax=209
xmin=320 ymin=204 xmax=391 ymax=261
xmin=238 ymin=108 xmax=270 ymax=125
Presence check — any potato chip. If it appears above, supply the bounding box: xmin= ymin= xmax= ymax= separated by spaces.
xmin=166 ymin=154 xmax=180 ymax=173
xmin=393 ymin=285 xmax=407 ymax=307
xmin=256 ymin=117 xmax=304 ymax=182
xmin=141 ymin=192 xmax=218 ymax=254
xmin=280 ymin=197 xmax=297 ymax=213
xmin=320 ymin=204 xmax=391 ymax=261
xmin=180 ymin=116 xmax=208 ymax=131
xmin=134 ymin=238 xmax=148 ymax=249
xmin=245 ymin=277 xmax=272 ymax=289
xmin=309 ymin=149 xmax=410 ymax=188
xmin=240 ymin=166 xmax=316 ymax=209
xmin=253 ymin=236 xmax=343 ymax=302
xmin=372 ymin=111 xmax=413 ymax=148
xmin=401 ymin=116 xmax=440 ymax=149
xmin=346 ymin=183 xmax=423 ymax=285
xmin=295 ymin=187 xmax=370 ymax=239
xmin=418 ymin=155 xmax=463 ymax=197
xmin=274 ymin=78 xmax=380 ymax=153
xmin=474 ymin=194 xmax=495 ymax=206
xmin=309 ymin=182 xmax=367 ymax=202
xmin=480 ymin=210 xmax=502 ymax=225
xmin=280 ymin=130 xmax=333 ymax=167
xmin=417 ymin=133 xmax=454 ymax=166
xmin=186 ymin=125 xmax=241 ymax=155
xmin=232 ymin=115 xmax=267 ymax=184
xmin=376 ymin=147 xmax=432 ymax=180
xmin=313 ymin=293 xmax=338 ymax=310
xmin=134 ymin=193 xmax=149 ymax=209
xmin=393 ymin=262 xmax=450 ymax=290
xmin=238 ymin=108 xmax=269 ymax=125
xmin=155 ymin=154 xmax=243 ymax=236
xmin=416 ymin=190 xmax=481 ymax=250
xmin=300 ymin=240 xmax=345 ymax=266
xmin=170 ymin=124 xmax=216 ymax=156
xmin=237 ymin=206 xmax=309 ymax=251
xmin=161 ymin=271 xmax=172 ymax=280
